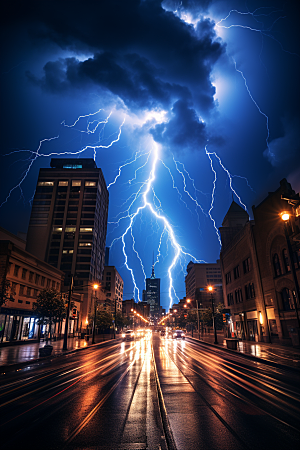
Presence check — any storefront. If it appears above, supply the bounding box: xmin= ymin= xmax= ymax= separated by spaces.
xmin=0 ymin=308 xmax=39 ymax=343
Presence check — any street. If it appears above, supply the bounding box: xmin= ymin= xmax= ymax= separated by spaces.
xmin=0 ymin=333 xmax=299 ymax=450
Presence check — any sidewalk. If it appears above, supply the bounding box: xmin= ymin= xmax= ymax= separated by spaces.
xmin=187 ymin=331 xmax=300 ymax=369
xmin=0 ymin=335 xmax=115 ymax=369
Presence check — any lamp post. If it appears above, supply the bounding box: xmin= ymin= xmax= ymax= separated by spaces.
xmin=92 ymin=284 xmax=99 ymax=344
xmin=280 ymin=212 xmax=300 ymax=328
xmin=63 ymin=274 xmax=73 ymax=351
xmin=208 ymin=285 xmax=218 ymax=344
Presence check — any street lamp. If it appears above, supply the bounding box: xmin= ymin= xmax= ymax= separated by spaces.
xmin=63 ymin=274 xmax=73 ymax=351
xmin=92 ymin=283 xmax=99 ymax=344
xmin=280 ymin=212 xmax=300 ymax=327
xmin=208 ymin=285 xmax=218 ymax=344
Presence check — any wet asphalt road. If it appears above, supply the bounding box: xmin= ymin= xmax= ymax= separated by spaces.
xmin=0 ymin=333 xmax=299 ymax=450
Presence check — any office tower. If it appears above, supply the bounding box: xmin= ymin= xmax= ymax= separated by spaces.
xmin=145 ymin=264 xmax=160 ymax=320
xmin=26 ymin=158 xmax=109 ymax=322
xmin=103 ymin=266 xmax=124 ymax=314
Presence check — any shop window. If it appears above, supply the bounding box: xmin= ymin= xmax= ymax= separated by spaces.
xmin=273 ymin=253 xmax=281 ymax=277
xmin=281 ymin=288 xmax=295 ymax=311
xmin=282 ymin=249 xmax=291 ymax=273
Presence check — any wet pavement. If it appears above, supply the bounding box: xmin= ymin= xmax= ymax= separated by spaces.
xmin=1 ymin=330 xmax=300 ymax=370
xmin=187 ymin=330 xmax=300 ymax=369
xmin=0 ymin=335 xmax=113 ymax=368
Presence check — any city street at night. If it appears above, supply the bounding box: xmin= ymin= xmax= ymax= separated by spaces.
xmin=0 ymin=333 xmax=299 ymax=450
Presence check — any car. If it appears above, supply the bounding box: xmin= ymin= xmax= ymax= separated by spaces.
xmin=172 ymin=330 xmax=185 ymax=339
xmin=122 ymin=330 xmax=135 ymax=341
xmin=160 ymin=329 xmax=166 ymax=336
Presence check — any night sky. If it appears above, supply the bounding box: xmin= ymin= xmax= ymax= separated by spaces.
xmin=1 ymin=0 xmax=299 ymax=310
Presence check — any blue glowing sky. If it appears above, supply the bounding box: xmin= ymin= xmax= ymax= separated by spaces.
xmin=1 ymin=0 xmax=299 ymax=310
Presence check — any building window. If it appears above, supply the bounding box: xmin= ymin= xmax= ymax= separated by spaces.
xmin=65 ymin=227 xmax=76 ymax=232
xmin=18 ymin=300 xmax=23 ymax=304
xmin=58 ymin=181 xmax=68 ymax=186
xmin=80 ymin=228 xmax=93 ymax=232
xmin=235 ymin=289 xmax=243 ymax=303
xmin=22 ymin=268 xmax=27 ymax=280
xmin=14 ymin=265 xmax=20 ymax=277
xmin=46 ymin=279 xmax=51 ymax=288
xmin=245 ymin=283 xmax=256 ymax=299
xmin=41 ymin=277 xmax=45 ymax=287
xmin=243 ymin=257 xmax=251 ymax=274
xmin=273 ymin=254 xmax=281 ymax=277
xmin=225 ymin=272 xmax=231 ymax=285
xmin=19 ymin=285 xmax=25 ymax=295
xmin=281 ymin=288 xmax=295 ymax=311
xmin=233 ymin=265 xmax=240 ymax=279
xmin=34 ymin=289 xmax=38 ymax=297
xmin=72 ymin=180 xmax=81 ymax=186
xmin=37 ymin=181 xmax=54 ymax=186
xmin=85 ymin=181 xmax=97 ymax=187
xmin=227 ymin=293 xmax=234 ymax=306
xmin=29 ymin=271 xmax=34 ymax=282
xmin=27 ymin=287 xmax=31 ymax=296
xmin=53 ymin=227 xmax=63 ymax=233
xmin=11 ymin=282 xmax=17 ymax=295
xmin=35 ymin=274 xmax=40 ymax=285
xmin=26 ymin=301 xmax=30 ymax=305
xmin=282 ymin=249 xmax=291 ymax=273
xmin=79 ymin=242 xmax=92 ymax=247
xmin=52 ymin=280 xmax=56 ymax=289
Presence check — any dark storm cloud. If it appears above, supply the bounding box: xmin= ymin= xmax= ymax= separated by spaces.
xmin=13 ymin=0 xmax=224 ymax=117
xmin=151 ymin=99 xmax=207 ymax=150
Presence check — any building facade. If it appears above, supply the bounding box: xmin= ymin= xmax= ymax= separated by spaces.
xmin=220 ymin=179 xmax=300 ymax=346
xmin=102 ymin=266 xmax=124 ymax=315
xmin=26 ymin=158 xmax=109 ymax=326
xmin=0 ymin=235 xmax=65 ymax=342
xmin=185 ymin=261 xmax=223 ymax=309
xmin=145 ymin=265 xmax=160 ymax=320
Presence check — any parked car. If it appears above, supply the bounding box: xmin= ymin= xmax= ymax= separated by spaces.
xmin=172 ymin=330 xmax=185 ymax=339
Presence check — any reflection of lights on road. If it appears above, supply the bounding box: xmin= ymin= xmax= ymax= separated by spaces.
xmin=130 ymin=350 xmax=133 ymax=361
xmin=120 ymin=342 xmax=125 ymax=354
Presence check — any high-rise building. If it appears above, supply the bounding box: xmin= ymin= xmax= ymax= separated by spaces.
xmin=145 ymin=264 xmax=160 ymax=320
xmin=102 ymin=266 xmax=123 ymax=315
xmin=26 ymin=158 xmax=109 ymax=323
xmin=185 ymin=261 xmax=223 ymax=309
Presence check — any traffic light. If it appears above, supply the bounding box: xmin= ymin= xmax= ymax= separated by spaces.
xmin=223 ymin=313 xmax=226 ymax=323
xmin=72 ymin=307 xmax=77 ymax=318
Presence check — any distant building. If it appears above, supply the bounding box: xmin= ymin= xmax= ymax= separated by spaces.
xmin=220 ymin=179 xmax=300 ymax=346
xmin=145 ymin=264 xmax=160 ymax=320
xmin=0 ymin=231 xmax=65 ymax=343
xmin=102 ymin=266 xmax=123 ymax=315
xmin=26 ymin=158 xmax=109 ymax=326
xmin=185 ymin=261 xmax=223 ymax=309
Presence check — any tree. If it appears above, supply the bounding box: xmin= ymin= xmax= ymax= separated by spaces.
xmin=33 ymin=289 xmax=66 ymax=342
xmin=92 ymin=310 xmax=113 ymax=332
xmin=0 ymin=277 xmax=15 ymax=308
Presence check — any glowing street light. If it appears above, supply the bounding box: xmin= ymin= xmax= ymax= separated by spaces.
xmin=280 ymin=211 xmax=300 ymax=327
xmin=208 ymin=285 xmax=218 ymax=345
xmin=92 ymin=283 xmax=99 ymax=344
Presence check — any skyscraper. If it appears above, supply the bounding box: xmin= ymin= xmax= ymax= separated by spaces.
xmin=26 ymin=158 xmax=109 ymax=322
xmin=145 ymin=263 xmax=160 ymax=320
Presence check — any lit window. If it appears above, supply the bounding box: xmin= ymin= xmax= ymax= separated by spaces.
xmin=85 ymin=181 xmax=97 ymax=187
xmin=63 ymin=164 xmax=82 ymax=169
xmin=37 ymin=181 xmax=54 ymax=186
xmin=53 ymin=227 xmax=63 ymax=232
xmin=65 ymin=227 xmax=76 ymax=232
xmin=79 ymin=242 xmax=92 ymax=247
xmin=80 ymin=228 xmax=93 ymax=232
xmin=72 ymin=180 xmax=81 ymax=186
xmin=58 ymin=181 xmax=68 ymax=186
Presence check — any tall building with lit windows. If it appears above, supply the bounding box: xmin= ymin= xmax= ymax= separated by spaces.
xmin=145 ymin=264 xmax=160 ymax=320
xmin=26 ymin=158 xmax=109 ymax=322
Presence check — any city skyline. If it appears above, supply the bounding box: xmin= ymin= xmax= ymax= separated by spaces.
xmin=1 ymin=0 xmax=299 ymax=311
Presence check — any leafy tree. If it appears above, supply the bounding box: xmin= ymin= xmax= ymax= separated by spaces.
xmin=0 ymin=278 xmax=15 ymax=308
xmin=33 ymin=289 xmax=66 ymax=342
xmin=92 ymin=310 xmax=113 ymax=332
